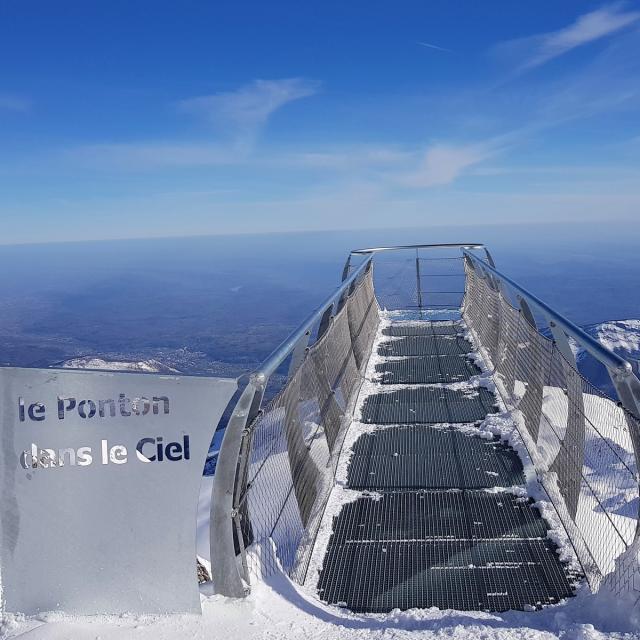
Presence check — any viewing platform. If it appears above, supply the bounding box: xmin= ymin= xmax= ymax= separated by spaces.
xmin=210 ymin=244 xmax=640 ymax=615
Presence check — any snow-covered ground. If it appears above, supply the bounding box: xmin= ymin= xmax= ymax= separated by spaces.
xmin=3 ymin=573 xmax=638 ymax=640
xmin=535 ymin=387 xmax=638 ymax=576
xmin=59 ymin=356 xmax=179 ymax=373
xmin=3 ymin=315 xmax=640 ymax=639
xmin=572 ymin=319 xmax=640 ymax=397
xmin=590 ymin=320 xmax=640 ymax=358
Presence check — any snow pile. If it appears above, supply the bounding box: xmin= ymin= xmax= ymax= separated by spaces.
xmin=590 ymin=320 xmax=640 ymax=357
xmin=3 ymin=573 xmax=638 ymax=640
xmin=568 ymin=319 xmax=640 ymax=395
xmin=59 ymin=357 xmax=179 ymax=373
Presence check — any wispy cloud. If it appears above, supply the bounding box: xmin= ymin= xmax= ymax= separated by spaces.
xmin=533 ymin=26 xmax=640 ymax=125
xmin=0 ymin=93 xmax=31 ymax=112
xmin=417 ymin=41 xmax=451 ymax=53
xmin=73 ymin=142 xmax=414 ymax=173
xmin=398 ymin=143 xmax=497 ymax=188
xmin=393 ymin=20 xmax=640 ymax=190
xmin=50 ymin=24 xmax=640 ymax=190
xmin=497 ymin=3 xmax=640 ymax=73
xmin=177 ymin=78 xmax=319 ymax=144
xmin=286 ymin=146 xmax=416 ymax=171
xmin=66 ymin=78 xmax=319 ymax=169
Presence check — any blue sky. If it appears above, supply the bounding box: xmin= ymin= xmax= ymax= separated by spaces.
xmin=1 ymin=1 xmax=640 ymax=244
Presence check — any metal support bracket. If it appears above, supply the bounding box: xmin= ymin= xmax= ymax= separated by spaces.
xmin=210 ymin=377 xmax=265 ymax=597
xmin=547 ymin=320 xmax=585 ymax=520
xmin=289 ymin=331 xmax=311 ymax=378
xmin=609 ymin=367 xmax=640 ymax=541
xmin=415 ymin=250 xmax=423 ymax=311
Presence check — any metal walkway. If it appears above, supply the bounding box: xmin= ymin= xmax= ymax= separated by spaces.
xmin=211 ymin=243 xmax=640 ymax=611
xmin=317 ymin=319 xmax=575 ymax=612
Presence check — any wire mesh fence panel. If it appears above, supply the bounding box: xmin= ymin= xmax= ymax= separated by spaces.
xmin=348 ymin=269 xmax=380 ymax=368
xmin=369 ymin=254 xmax=418 ymax=310
xmin=462 ymin=257 xmax=640 ymax=598
xmin=298 ymin=354 xmax=332 ymax=473
xmin=547 ymin=346 xmax=587 ymax=520
xmin=234 ymin=268 xmax=380 ymax=584
xmin=463 ymin=263 xmax=500 ymax=365
xmin=370 ymin=251 xmax=466 ymax=313
xmin=417 ymin=259 xmax=466 ymax=310
xmin=417 ymin=256 xmax=464 ymax=276
xmin=419 ymin=291 xmax=465 ymax=309
xmin=494 ymin=294 xmax=521 ymax=399
xmin=543 ymin=347 xmax=639 ymax=584
xmin=514 ymin=318 xmax=553 ymax=444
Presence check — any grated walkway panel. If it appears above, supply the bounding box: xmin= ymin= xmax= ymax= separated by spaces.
xmin=347 ymin=426 xmax=525 ymax=489
xmin=327 ymin=492 xmax=548 ymax=542
xmin=378 ymin=335 xmax=472 ymax=357
xmin=318 ymin=539 xmax=573 ymax=612
xmin=383 ymin=322 xmax=461 ymax=337
xmin=361 ymin=386 xmax=497 ymax=424
xmin=375 ymin=355 xmax=480 ymax=384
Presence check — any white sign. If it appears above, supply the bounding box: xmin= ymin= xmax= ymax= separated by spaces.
xmin=0 ymin=367 xmax=237 ymax=615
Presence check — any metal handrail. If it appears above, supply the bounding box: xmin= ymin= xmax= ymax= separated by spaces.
xmin=462 ymin=249 xmax=633 ymax=375
xmin=343 ymin=243 xmax=486 ymax=282
xmin=210 ymin=253 xmax=373 ymax=597
xmin=256 ymin=254 xmax=373 ymax=378
xmin=351 ymin=243 xmax=485 ymax=255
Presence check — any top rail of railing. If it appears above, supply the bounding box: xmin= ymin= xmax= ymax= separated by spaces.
xmin=350 ymin=243 xmax=485 ymax=254
xmin=461 ymin=249 xmax=633 ymax=376
xmin=344 ymin=243 xmax=491 ymax=283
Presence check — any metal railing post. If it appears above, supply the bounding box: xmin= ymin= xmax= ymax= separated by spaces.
xmin=415 ymin=249 xmax=423 ymax=311
xmin=341 ymin=255 xmax=352 ymax=281
xmin=609 ymin=368 xmax=640 ymax=541
xmin=547 ymin=320 xmax=586 ymax=520
xmin=484 ymin=248 xmax=497 ymax=267
xmin=210 ymin=376 xmax=266 ymax=597
xmin=317 ymin=303 xmax=335 ymax=339
xmin=288 ymin=331 xmax=311 ymax=377
xmin=548 ymin=321 xmax=575 ymax=365
xmin=518 ymin=297 xmax=537 ymax=330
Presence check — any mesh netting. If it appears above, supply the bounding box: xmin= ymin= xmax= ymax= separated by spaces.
xmin=234 ymin=268 xmax=380 ymax=584
xmin=463 ymin=259 xmax=640 ymax=597
xmin=372 ymin=251 xmax=466 ymax=312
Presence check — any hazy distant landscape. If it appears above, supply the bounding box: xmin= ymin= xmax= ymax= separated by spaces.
xmin=1 ymin=222 xmax=638 ymax=385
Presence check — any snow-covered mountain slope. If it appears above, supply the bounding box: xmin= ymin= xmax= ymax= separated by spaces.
xmin=587 ymin=320 xmax=640 ymax=361
xmin=58 ymin=357 xmax=179 ymax=374
xmin=573 ymin=320 xmax=640 ymax=398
